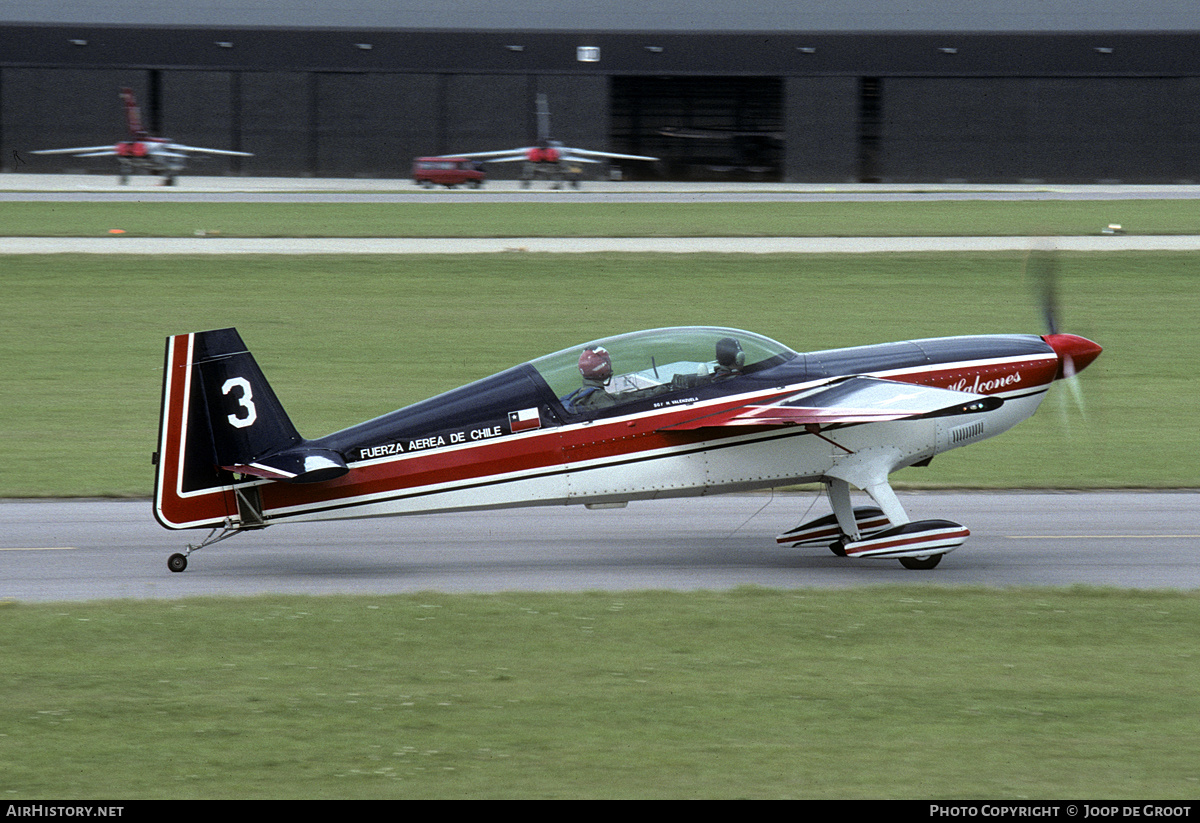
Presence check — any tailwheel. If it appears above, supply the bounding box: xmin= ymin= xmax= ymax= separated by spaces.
xmin=899 ymin=554 xmax=943 ymax=571
xmin=165 ymin=517 xmax=250 ymax=573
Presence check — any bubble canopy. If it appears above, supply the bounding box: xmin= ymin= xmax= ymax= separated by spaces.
xmin=529 ymin=326 xmax=797 ymax=406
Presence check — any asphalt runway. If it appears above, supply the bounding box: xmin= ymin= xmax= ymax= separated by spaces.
xmin=2 ymin=493 xmax=1198 ymax=602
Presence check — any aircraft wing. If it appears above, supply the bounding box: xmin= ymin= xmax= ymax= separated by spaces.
xmin=435 ymin=146 xmax=657 ymax=163
xmin=165 ymin=143 xmax=253 ymax=157
xmin=435 ymin=148 xmax=534 ymax=163
xmin=660 ymin=377 xmax=1002 ymax=431
xmin=31 ymin=145 xmax=118 ymax=156
xmin=561 ymin=147 xmax=659 ymax=162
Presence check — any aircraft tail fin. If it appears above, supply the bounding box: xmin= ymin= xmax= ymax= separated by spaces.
xmin=154 ymin=328 xmax=346 ymax=530
xmin=120 ymin=87 xmax=147 ymax=139
xmin=536 ymin=93 xmax=551 ymax=141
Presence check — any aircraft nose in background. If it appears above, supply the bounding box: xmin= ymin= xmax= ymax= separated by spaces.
xmin=1042 ymin=333 xmax=1102 ymax=379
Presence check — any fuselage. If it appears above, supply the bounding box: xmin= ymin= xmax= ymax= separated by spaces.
xmin=309 ymin=332 xmax=1057 ymax=518
xmin=116 ymin=139 xmax=186 ymax=173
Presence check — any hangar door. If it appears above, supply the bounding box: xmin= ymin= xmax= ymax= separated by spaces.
xmin=612 ymin=77 xmax=783 ymax=181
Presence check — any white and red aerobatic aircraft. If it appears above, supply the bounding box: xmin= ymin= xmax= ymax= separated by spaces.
xmin=154 ymin=325 xmax=1100 ymax=573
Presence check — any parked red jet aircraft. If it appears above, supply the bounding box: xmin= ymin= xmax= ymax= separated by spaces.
xmin=154 ymin=323 xmax=1100 ymax=573
xmin=433 ymin=94 xmax=657 ymax=188
xmin=32 ymin=88 xmax=251 ymax=185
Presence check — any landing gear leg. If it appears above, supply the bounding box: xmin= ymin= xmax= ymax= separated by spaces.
xmin=167 ymin=518 xmax=243 ymax=573
xmin=825 ymin=478 xmax=861 ymax=542
xmin=823 ymin=474 xmax=952 ymax=568
xmin=863 ymin=479 xmax=910 ymax=529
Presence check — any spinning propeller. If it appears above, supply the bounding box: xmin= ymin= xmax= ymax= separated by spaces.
xmin=1025 ymin=244 xmax=1102 ymax=419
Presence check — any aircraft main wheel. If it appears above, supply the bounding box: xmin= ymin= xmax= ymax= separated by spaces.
xmin=829 ymin=541 xmax=847 ymax=557
xmin=899 ymin=554 xmax=942 ymax=570
xmin=168 ymin=553 xmax=188 ymax=573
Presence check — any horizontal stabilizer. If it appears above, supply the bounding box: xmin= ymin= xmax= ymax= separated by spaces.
xmin=224 ymin=446 xmax=348 ymax=484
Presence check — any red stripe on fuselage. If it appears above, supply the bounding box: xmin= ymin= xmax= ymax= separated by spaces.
xmin=903 ymin=355 xmax=1058 ymax=396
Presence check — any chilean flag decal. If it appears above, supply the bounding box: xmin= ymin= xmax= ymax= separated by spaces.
xmin=508 ymin=407 xmax=541 ymax=433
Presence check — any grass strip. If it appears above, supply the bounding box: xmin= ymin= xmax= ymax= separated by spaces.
xmin=3 ymin=251 xmax=1197 ymax=496
xmin=2 ymin=199 xmax=1197 ymax=237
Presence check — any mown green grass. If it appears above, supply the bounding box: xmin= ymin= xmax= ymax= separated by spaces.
xmin=3 ymin=251 xmax=1196 ymax=496
xmin=3 ymin=199 xmax=1198 ymax=237
xmin=3 ymin=587 xmax=1199 ymax=799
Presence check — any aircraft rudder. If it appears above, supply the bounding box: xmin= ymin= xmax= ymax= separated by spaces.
xmin=190 ymin=328 xmax=303 ymax=468
xmin=120 ymin=87 xmax=146 ymax=139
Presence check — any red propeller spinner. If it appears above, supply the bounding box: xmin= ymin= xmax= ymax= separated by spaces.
xmin=1042 ymin=333 xmax=1102 ymax=380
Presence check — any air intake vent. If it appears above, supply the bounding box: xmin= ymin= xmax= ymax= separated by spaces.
xmin=951 ymin=421 xmax=985 ymax=444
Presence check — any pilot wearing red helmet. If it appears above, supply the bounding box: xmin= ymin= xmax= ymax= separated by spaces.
xmin=562 ymin=347 xmax=615 ymax=412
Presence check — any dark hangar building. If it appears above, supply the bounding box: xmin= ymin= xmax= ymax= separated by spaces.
xmin=2 ymin=2 xmax=1198 ymax=183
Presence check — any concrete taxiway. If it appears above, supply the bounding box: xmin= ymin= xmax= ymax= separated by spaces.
xmin=4 ymin=172 xmax=1200 ymax=202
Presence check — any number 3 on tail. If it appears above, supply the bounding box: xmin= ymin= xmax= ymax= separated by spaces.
xmin=222 ymin=377 xmax=258 ymax=428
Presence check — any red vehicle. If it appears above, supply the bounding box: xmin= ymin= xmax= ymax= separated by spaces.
xmin=412 ymin=157 xmax=485 ymax=188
